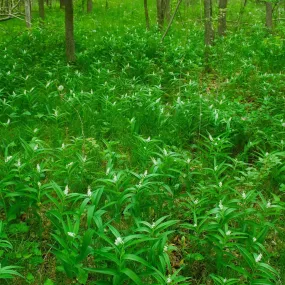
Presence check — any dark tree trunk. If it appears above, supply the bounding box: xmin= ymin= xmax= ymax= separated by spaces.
xmin=157 ymin=0 xmax=164 ymax=30
xmin=87 ymin=0 xmax=92 ymax=12
xmin=144 ymin=0 xmax=150 ymax=30
xmin=60 ymin=0 xmax=65 ymax=9
xmin=156 ymin=0 xmax=170 ymax=30
xmin=204 ymin=0 xmax=214 ymax=46
xmin=265 ymin=2 xmax=273 ymax=31
xmin=25 ymin=0 xmax=31 ymax=28
xmin=204 ymin=0 xmax=214 ymax=71
xmin=39 ymin=0 xmax=45 ymax=22
xmin=164 ymin=0 xmax=171 ymax=22
xmin=218 ymin=0 xmax=227 ymax=36
xmin=65 ymin=0 xmax=76 ymax=62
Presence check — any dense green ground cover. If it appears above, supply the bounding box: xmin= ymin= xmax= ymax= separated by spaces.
xmin=1 ymin=1 xmax=285 ymax=284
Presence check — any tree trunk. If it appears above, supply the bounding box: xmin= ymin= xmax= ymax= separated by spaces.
xmin=65 ymin=0 xmax=76 ymax=62
xmin=265 ymin=2 xmax=273 ymax=31
xmin=204 ymin=0 xmax=214 ymax=71
xmin=157 ymin=0 xmax=171 ymax=30
xmin=157 ymin=0 xmax=164 ymax=30
xmin=60 ymin=0 xmax=65 ymax=9
xmin=164 ymin=0 xmax=171 ymax=22
xmin=144 ymin=0 xmax=150 ymax=30
xmin=39 ymin=0 xmax=45 ymax=23
xmin=204 ymin=0 xmax=214 ymax=46
xmin=24 ymin=0 xmax=31 ymax=28
xmin=87 ymin=0 xmax=92 ymax=12
xmin=218 ymin=0 xmax=227 ymax=36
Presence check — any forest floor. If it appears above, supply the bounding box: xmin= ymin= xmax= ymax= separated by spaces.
xmin=1 ymin=1 xmax=285 ymax=284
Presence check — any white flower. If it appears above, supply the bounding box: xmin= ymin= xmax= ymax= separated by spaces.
xmin=67 ymin=232 xmax=75 ymax=238
xmin=87 ymin=186 xmax=92 ymax=197
xmin=223 ymin=278 xmax=227 ymax=283
xmin=226 ymin=230 xmax=231 ymax=236
xmin=58 ymin=85 xmax=64 ymax=92
xmin=64 ymin=185 xmax=69 ymax=195
xmin=163 ymin=245 xmax=168 ymax=252
xmin=5 ymin=156 xmax=12 ymax=163
xmin=219 ymin=181 xmax=223 ymax=187
xmin=61 ymin=143 xmax=65 ymax=149
xmin=186 ymin=158 xmax=191 ymax=164
xmin=266 ymin=201 xmax=271 ymax=208
xmin=82 ymin=156 xmax=87 ymax=162
xmin=151 ymin=222 xmax=156 ymax=229
xmin=242 ymin=191 xmax=246 ymax=199
xmin=66 ymin=162 xmax=74 ymax=168
xmin=219 ymin=200 xmax=224 ymax=210
xmin=193 ymin=223 xmax=197 ymax=227
xmin=114 ymin=236 xmax=124 ymax=246
xmin=166 ymin=275 xmax=172 ymax=283
xmin=146 ymin=137 xmax=151 ymax=142
xmin=33 ymin=144 xmax=39 ymax=151
xmin=16 ymin=159 xmax=21 ymax=167
xmin=194 ymin=199 xmax=199 ymax=205
xmin=255 ymin=253 xmax=262 ymax=263
xmin=253 ymin=237 xmax=257 ymax=242
xmin=36 ymin=164 xmax=41 ymax=173
xmin=151 ymin=157 xmax=158 ymax=166
xmin=113 ymin=175 xmax=118 ymax=183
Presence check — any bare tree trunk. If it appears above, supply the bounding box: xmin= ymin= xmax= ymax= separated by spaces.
xmin=218 ymin=0 xmax=227 ymax=36
xmin=157 ymin=0 xmax=171 ymax=30
xmin=24 ymin=0 xmax=31 ymax=28
xmin=161 ymin=0 xmax=183 ymax=41
xmin=265 ymin=2 xmax=273 ymax=31
xmin=39 ymin=0 xmax=45 ymax=23
xmin=164 ymin=0 xmax=171 ymax=22
xmin=144 ymin=0 xmax=150 ymax=30
xmin=65 ymin=0 xmax=76 ymax=62
xmin=204 ymin=0 xmax=214 ymax=71
xmin=87 ymin=0 xmax=92 ymax=12
xmin=204 ymin=0 xmax=214 ymax=46
xmin=60 ymin=0 xmax=65 ymax=9
xmin=157 ymin=0 xmax=164 ymax=30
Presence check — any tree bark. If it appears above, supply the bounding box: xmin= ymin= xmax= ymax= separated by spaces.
xmin=38 ymin=0 xmax=45 ymax=23
xmin=144 ymin=0 xmax=150 ymax=30
xmin=65 ymin=0 xmax=76 ymax=62
xmin=60 ymin=0 xmax=65 ymax=9
xmin=161 ymin=0 xmax=182 ymax=41
xmin=204 ymin=0 xmax=214 ymax=46
xmin=87 ymin=0 xmax=92 ymax=12
xmin=24 ymin=0 xmax=31 ymax=28
xmin=156 ymin=0 xmax=171 ymax=30
xmin=218 ymin=0 xmax=227 ymax=36
xmin=204 ymin=0 xmax=214 ymax=72
xmin=157 ymin=0 xmax=164 ymax=30
xmin=265 ymin=2 xmax=273 ymax=31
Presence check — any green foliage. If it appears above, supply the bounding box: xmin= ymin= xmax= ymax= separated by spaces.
xmin=0 ymin=0 xmax=285 ymax=284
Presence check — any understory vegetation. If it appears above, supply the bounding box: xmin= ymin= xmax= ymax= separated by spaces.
xmin=0 ymin=1 xmax=285 ymax=284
